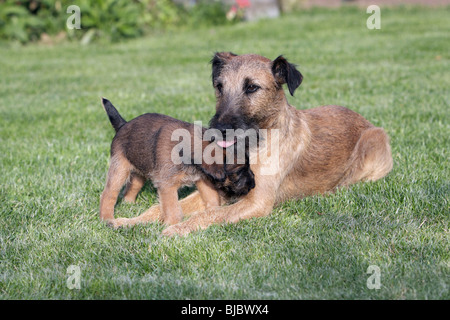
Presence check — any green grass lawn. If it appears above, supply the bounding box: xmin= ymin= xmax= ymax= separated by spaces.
xmin=0 ymin=6 xmax=448 ymax=300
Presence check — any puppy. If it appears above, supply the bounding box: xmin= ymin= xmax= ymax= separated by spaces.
xmin=99 ymin=98 xmax=255 ymax=226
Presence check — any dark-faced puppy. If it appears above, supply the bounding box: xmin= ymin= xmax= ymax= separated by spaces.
xmin=216 ymin=141 xmax=255 ymax=200
xmin=99 ymin=98 xmax=255 ymax=226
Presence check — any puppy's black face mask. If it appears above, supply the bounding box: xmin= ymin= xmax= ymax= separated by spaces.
xmin=216 ymin=143 xmax=255 ymax=198
xmin=217 ymin=163 xmax=255 ymax=198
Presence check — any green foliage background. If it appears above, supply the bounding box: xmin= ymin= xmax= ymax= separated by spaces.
xmin=0 ymin=0 xmax=232 ymax=44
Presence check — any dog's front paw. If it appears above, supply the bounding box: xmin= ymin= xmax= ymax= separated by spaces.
xmin=162 ymin=223 xmax=194 ymax=237
xmin=107 ymin=218 xmax=130 ymax=229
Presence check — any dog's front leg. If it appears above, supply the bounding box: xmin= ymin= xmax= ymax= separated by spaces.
xmin=111 ymin=184 xmax=184 ymax=228
xmin=110 ymin=190 xmax=207 ymax=228
xmin=162 ymin=177 xmax=278 ymax=236
xmin=162 ymin=196 xmax=275 ymax=237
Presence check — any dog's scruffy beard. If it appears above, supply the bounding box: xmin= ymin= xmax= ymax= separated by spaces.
xmin=209 ymin=111 xmax=260 ymax=149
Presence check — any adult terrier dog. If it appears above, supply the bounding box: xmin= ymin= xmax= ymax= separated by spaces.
xmin=100 ymin=98 xmax=254 ymax=227
xmin=113 ymin=53 xmax=393 ymax=235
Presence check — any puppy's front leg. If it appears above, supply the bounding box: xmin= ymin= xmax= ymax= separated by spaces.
xmin=158 ymin=186 xmax=183 ymax=225
xmin=195 ymin=179 xmax=221 ymax=209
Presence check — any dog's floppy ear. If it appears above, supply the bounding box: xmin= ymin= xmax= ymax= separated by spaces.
xmin=271 ymin=55 xmax=303 ymax=96
xmin=211 ymin=52 xmax=237 ymax=84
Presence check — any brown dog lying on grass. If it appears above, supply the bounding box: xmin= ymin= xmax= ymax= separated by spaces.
xmin=99 ymin=98 xmax=255 ymax=226
xmin=154 ymin=52 xmax=393 ymax=236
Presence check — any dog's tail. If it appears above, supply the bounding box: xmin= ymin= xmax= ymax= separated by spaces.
xmin=101 ymin=98 xmax=127 ymax=132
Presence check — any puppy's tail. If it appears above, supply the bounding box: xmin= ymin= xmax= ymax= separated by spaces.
xmin=101 ymin=98 xmax=127 ymax=132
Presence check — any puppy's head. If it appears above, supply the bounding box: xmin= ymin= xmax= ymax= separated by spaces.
xmin=198 ymin=161 xmax=226 ymax=183
xmin=216 ymin=142 xmax=255 ymax=198
xmin=198 ymin=139 xmax=255 ymax=198
xmin=217 ymin=161 xmax=255 ymax=198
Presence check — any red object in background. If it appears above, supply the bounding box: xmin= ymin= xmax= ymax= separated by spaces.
xmin=236 ymin=0 xmax=251 ymax=8
xmin=227 ymin=0 xmax=251 ymax=20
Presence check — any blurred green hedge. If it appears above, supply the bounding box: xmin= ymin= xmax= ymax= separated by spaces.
xmin=0 ymin=0 xmax=233 ymax=44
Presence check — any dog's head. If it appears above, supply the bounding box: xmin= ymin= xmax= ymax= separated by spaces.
xmin=209 ymin=52 xmax=303 ymax=141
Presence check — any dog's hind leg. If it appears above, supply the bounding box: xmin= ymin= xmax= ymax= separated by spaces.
xmin=100 ymin=153 xmax=133 ymax=221
xmin=123 ymin=173 xmax=145 ymax=203
xmin=343 ymin=127 xmax=393 ymax=186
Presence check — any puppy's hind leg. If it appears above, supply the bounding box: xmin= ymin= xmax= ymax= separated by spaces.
xmin=100 ymin=154 xmax=133 ymax=222
xmin=123 ymin=173 xmax=145 ymax=203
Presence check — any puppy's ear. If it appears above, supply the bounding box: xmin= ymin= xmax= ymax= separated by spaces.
xmin=211 ymin=52 xmax=237 ymax=84
xmin=200 ymin=163 xmax=226 ymax=182
xmin=196 ymin=140 xmax=226 ymax=181
xmin=271 ymin=55 xmax=303 ymax=96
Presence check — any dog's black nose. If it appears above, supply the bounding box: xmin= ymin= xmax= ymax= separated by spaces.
xmin=214 ymin=123 xmax=233 ymax=134
xmin=211 ymin=123 xmax=234 ymax=142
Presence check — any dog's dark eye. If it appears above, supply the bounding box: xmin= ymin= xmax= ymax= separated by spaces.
xmin=246 ymin=84 xmax=260 ymax=94
xmin=216 ymin=83 xmax=223 ymax=94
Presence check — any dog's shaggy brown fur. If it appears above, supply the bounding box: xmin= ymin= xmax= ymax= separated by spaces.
xmin=111 ymin=53 xmax=393 ymax=235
